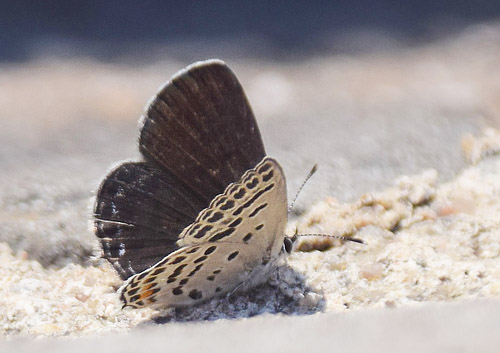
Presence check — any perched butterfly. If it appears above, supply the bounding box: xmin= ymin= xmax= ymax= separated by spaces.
xmin=94 ymin=59 xmax=290 ymax=308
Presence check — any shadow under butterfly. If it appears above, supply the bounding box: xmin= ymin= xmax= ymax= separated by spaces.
xmin=94 ymin=59 xmax=325 ymax=320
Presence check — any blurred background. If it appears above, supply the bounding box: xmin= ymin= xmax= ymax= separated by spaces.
xmin=2 ymin=1 xmax=500 ymax=61
xmin=1 ymin=1 xmax=500 ymax=265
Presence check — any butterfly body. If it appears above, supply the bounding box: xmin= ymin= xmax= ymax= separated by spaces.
xmin=94 ymin=60 xmax=289 ymax=308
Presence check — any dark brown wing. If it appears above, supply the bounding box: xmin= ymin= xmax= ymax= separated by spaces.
xmin=94 ymin=162 xmax=207 ymax=279
xmin=139 ymin=59 xmax=266 ymax=202
xmin=94 ymin=60 xmax=266 ymax=279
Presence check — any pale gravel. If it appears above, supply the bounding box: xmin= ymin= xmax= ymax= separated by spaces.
xmin=2 ymin=22 xmax=500 ymax=341
xmin=1 ymin=130 xmax=500 ymax=338
xmin=293 ymin=158 xmax=500 ymax=311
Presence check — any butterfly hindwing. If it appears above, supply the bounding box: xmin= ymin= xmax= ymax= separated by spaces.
xmin=120 ymin=158 xmax=288 ymax=308
xmin=94 ymin=162 xmax=207 ymax=279
xmin=121 ymin=242 xmax=267 ymax=308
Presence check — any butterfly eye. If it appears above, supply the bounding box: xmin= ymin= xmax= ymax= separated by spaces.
xmin=283 ymin=237 xmax=294 ymax=254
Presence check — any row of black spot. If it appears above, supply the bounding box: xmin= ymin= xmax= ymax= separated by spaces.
xmin=166 ymin=247 xmax=239 ymax=299
xmin=199 ymin=163 xmax=274 ymax=225
xmin=188 ymin=163 xmax=276 ymax=242
xmin=172 ymin=286 xmax=203 ymax=301
xmin=123 ymin=240 xmax=243 ymax=305
xmin=233 ymin=183 xmax=275 ymax=216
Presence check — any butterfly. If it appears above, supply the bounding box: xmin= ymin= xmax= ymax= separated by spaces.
xmin=94 ymin=59 xmax=290 ymax=308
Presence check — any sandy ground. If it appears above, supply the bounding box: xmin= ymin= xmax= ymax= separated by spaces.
xmin=2 ymin=299 xmax=500 ymax=353
xmin=1 ymin=22 xmax=500 ymax=349
xmin=2 ymin=137 xmax=500 ymax=337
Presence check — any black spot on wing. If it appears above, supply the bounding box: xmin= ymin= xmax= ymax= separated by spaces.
xmin=228 ymin=218 xmax=243 ymax=227
xmin=170 ymin=256 xmax=186 ymax=264
xmin=220 ymin=199 xmax=235 ymax=210
xmin=257 ymin=162 xmax=272 ymax=173
xmin=204 ymin=246 xmax=217 ymax=255
xmin=127 ymin=288 xmax=140 ymax=296
xmin=130 ymin=295 xmax=140 ymax=302
xmin=206 ymin=212 xmax=224 ymax=223
xmin=168 ymin=263 xmax=188 ymax=281
xmin=173 ymin=264 xmax=188 ymax=274
xmin=137 ymin=272 xmax=148 ymax=280
xmin=248 ymin=203 xmax=268 ymax=218
xmin=234 ymin=188 xmax=246 ymax=199
xmin=245 ymin=178 xmax=259 ymax=189
xmin=208 ymin=228 xmax=235 ymax=242
xmin=243 ymin=233 xmax=253 ymax=243
xmin=262 ymin=170 xmax=274 ymax=182
xmin=186 ymin=247 xmax=200 ymax=254
xmin=194 ymin=256 xmax=208 ymax=263
xmin=152 ymin=267 xmax=166 ymax=276
xmin=192 ymin=225 xmax=213 ymax=239
xmin=188 ymin=264 xmax=203 ymax=277
xmin=189 ymin=289 xmax=203 ymax=300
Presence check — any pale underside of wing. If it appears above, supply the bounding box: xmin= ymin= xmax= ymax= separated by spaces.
xmin=121 ymin=242 xmax=272 ymax=308
xmin=120 ymin=157 xmax=288 ymax=308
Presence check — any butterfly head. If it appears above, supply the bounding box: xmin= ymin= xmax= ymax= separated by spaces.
xmin=283 ymin=235 xmax=297 ymax=254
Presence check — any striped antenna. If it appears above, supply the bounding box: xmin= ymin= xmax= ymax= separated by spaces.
xmin=296 ymin=233 xmax=365 ymax=244
xmin=288 ymin=164 xmax=318 ymax=213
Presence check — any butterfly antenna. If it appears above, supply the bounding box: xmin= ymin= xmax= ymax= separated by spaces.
xmin=288 ymin=164 xmax=318 ymax=214
xmin=297 ymin=233 xmax=366 ymax=244
xmin=284 ymin=228 xmax=365 ymax=253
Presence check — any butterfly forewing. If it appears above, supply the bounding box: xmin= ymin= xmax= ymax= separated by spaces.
xmin=140 ymin=59 xmax=266 ymax=202
xmin=179 ymin=158 xmax=286 ymax=247
xmin=120 ymin=157 xmax=287 ymax=308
